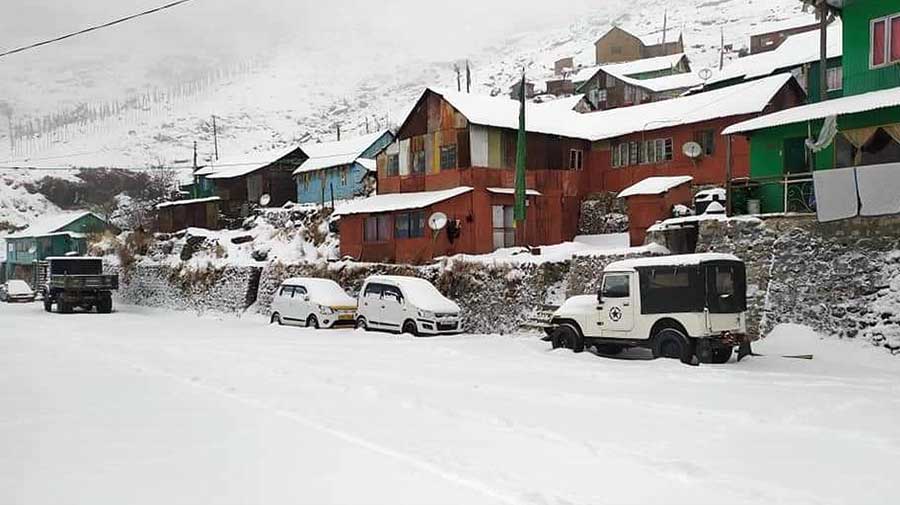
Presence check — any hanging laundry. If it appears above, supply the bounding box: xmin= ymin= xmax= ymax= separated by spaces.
xmin=813 ymin=166 xmax=858 ymax=222
xmin=856 ymin=162 xmax=900 ymax=217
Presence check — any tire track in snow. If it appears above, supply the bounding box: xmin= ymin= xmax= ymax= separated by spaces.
xmin=46 ymin=335 xmax=529 ymax=505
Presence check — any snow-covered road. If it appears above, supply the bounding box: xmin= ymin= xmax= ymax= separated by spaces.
xmin=1 ymin=303 xmax=898 ymax=505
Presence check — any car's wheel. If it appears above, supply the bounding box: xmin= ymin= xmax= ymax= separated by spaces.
xmin=356 ymin=317 xmax=368 ymax=330
xmin=402 ymin=320 xmax=419 ymax=336
xmin=652 ymin=328 xmax=695 ymax=364
xmin=550 ymin=325 xmax=584 ymax=353
xmin=307 ymin=315 xmax=319 ymax=329
xmin=43 ymin=299 xmax=53 ymax=312
xmin=711 ymin=347 xmax=733 ymax=364
xmin=270 ymin=312 xmax=283 ymax=325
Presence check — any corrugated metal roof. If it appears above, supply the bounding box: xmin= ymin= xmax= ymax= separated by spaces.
xmin=155 ymin=197 xmax=221 ymax=210
xmin=723 ymin=86 xmax=900 ymax=135
xmin=617 ymin=176 xmax=693 ymax=198
xmin=333 ymin=187 xmax=473 ymax=216
xmin=6 ymin=211 xmax=100 ymax=239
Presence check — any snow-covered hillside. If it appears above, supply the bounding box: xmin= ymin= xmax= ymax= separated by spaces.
xmin=1 ymin=0 xmax=812 ymax=170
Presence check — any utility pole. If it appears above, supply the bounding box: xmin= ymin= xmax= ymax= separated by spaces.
xmin=336 ymin=123 xmax=341 ymax=141
xmin=6 ymin=113 xmax=13 ymax=154
xmin=454 ymin=63 xmax=461 ymax=92
xmin=192 ymin=141 xmax=199 ymax=198
xmin=818 ymin=0 xmax=828 ymax=102
xmin=466 ymin=60 xmax=472 ymax=93
xmin=719 ymin=27 xmax=725 ymax=71
xmin=211 ymin=115 xmax=219 ymax=160
xmin=662 ymin=9 xmax=668 ymax=46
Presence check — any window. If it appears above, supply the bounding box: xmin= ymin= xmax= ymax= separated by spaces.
xmin=629 ymin=141 xmax=639 ymax=164
xmin=364 ymin=215 xmax=391 ymax=243
xmin=364 ymin=283 xmax=384 ymax=298
xmin=440 ymin=145 xmax=457 ymax=170
xmin=601 ymin=274 xmax=630 ymax=298
xmin=624 ymin=85 xmax=634 ymax=103
xmin=827 ymin=66 xmax=843 ymax=91
xmin=386 ymin=154 xmax=400 ymax=176
xmin=663 ymin=138 xmax=674 ymax=160
xmin=301 ymin=173 xmax=311 ymax=191
xmin=279 ymin=286 xmax=294 ymax=297
xmin=569 ymin=149 xmax=584 ymax=170
xmin=340 ymin=167 xmax=348 ymax=186
xmin=695 ymin=129 xmax=715 ymax=156
xmin=382 ymin=286 xmax=403 ymax=303
xmin=492 ymin=205 xmax=516 ymax=250
xmin=395 ymin=211 xmax=425 ymax=239
xmin=412 ymin=150 xmax=426 ymax=174
xmin=871 ymin=14 xmax=900 ymax=67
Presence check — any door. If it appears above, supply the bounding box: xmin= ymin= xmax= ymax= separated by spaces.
xmin=360 ymin=283 xmax=385 ymax=327
xmin=492 ymin=205 xmax=515 ymax=250
xmin=380 ymin=285 xmax=406 ymax=331
xmin=272 ymin=285 xmax=292 ymax=322
xmin=291 ymin=285 xmax=312 ymax=325
xmin=599 ymin=273 xmax=635 ymax=336
xmin=783 ymin=138 xmax=808 ymax=175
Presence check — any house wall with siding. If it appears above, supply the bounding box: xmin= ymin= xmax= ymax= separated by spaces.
xmin=842 ymin=1 xmax=900 ymax=96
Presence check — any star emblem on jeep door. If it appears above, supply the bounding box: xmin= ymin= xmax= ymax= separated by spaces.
xmin=609 ymin=306 xmax=623 ymax=322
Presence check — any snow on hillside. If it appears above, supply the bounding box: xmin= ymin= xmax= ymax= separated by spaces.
xmin=1 ymin=0 xmax=809 ymax=172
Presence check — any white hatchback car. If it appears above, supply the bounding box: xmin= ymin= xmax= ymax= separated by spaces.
xmin=1 ymin=280 xmax=36 ymax=303
xmin=356 ymin=275 xmax=462 ymax=336
xmin=270 ymin=278 xmax=357 ymax=329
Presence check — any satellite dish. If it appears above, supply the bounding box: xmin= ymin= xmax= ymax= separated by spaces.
xmin=683 ymin=141 xmax=704 ymax=159
xmin=428 ymin=212 xmax=448 ymax=231
xmin=27 ymin=245 xmax=37 ymax=254
xmin=259 ymin=194 xmax=271 ymax=207
xmin=698 ymin=68 xmax=713 ymax=82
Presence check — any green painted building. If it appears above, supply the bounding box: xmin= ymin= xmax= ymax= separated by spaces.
xmin=2 ymin=211 xmax=114 ymax=282
xmin=724 ymin=0 xmax=900 ymax=214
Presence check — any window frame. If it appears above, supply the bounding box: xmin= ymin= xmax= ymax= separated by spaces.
xmin=412 ymin=150 xmax=427 ymax=174
xmin=870 ymin=14 xmax=900 ymax=69
xmin=440 ymin=144 xmax=458 ymax=170
xmin=600 ymin=274 xmax=630 ymax=299
xmin=694 ymin=129 xmax=716 ymax=156
xmin=568 ymin=149 xmax=584 ymax=170
xmin=340 ymin=167 xmax=348 ymax=186
xmin=364 ymin=214 xmax=392 ymax=243
xmin=394 ymin=211 xmax=426 ymax=240
xmin=826 ymin=66 xmax=843 ymax=91
xmin=386 ymin=154 xmax=400 ymax=177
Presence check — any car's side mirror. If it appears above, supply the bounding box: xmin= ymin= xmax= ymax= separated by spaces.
xmin=302 ymin=294 xmax=310 ymax=302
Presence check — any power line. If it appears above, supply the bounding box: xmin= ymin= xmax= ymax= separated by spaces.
xmin=0 ymin=0 xmax=198 ymax=59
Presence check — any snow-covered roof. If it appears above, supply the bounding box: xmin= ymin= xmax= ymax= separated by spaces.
xmin=708 ymin=21 xmax=841 ymax=86
xmin=332 ymin=187 xmax=473 ymax=216
xmin=638 ymin=30 xmax=683 ymax=47
xmin=606 ymin=253 xmax=742 ymax=271
xmin=155 ymin=197 xmax=221 ymax=210
xmin=427 ymin=88 xmax=587 ymax=139
xmin=578 ymin=73 xmax=794 ymax=141
xmin=205 ymin=146 xmax=305 ymax=180
xmin=616 ymin=71 xmax=703 ymax=93
xmin=695 ymin=188 xmax=727 ymax=202
xmin=533 ymin=94 xmax=586 ymax=113
xmin=618 ymin=176 xmax=693 ymax=198
xmin=486 ymin=187 xmax=542 ymax=196
xmin=364 ymin=275 xmax=460 ymax=312
xmin=749 ymin=15 xmax=819 ymax=37
xmin=6 ymin=211 xmax=101 ymax=239
xmin=723 ymin=85 xmax=900 ymax=135
xmin=575 ymin=53 xmax=688 ymax=86
xmin=357 ymin=158 xmax=377 ymax=172
xmin=294 ymin=131 xmax=389 ymax=175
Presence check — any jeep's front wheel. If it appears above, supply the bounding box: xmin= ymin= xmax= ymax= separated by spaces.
xmin=652 ymin=328 xmax=695 ymax=364
xmin=551 ymin=326 xmax=584 ymax=353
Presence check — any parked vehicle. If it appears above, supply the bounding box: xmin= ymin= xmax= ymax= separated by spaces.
xmin=270 ymin=278 xmax=357 ymax=329
xmin=356 ymin=276 xmax=462 ymax=336
xmin=43 ymin=257 xmax=118 ymax=314
xmin=1 ymin=280 xmax=36 ymax=303
xmin=545 ymin=253 xmax=749 ymax=364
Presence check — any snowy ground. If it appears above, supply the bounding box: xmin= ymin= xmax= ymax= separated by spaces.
xmin=1 ymin=303 xmax=898 ymax=505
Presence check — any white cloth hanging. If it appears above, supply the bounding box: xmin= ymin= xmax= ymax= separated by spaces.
xmin=856 ymin=162 xmax=900 ymax=217
xmin=813 ymin=167 xmax=859 ymax=222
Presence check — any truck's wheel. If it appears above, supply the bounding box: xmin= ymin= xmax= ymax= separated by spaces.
xmin=97 ymin=295 xmax=113 ymax=314
xmin=711 ymin=347 xmax=733 ymax=364
xmin=652 ymin=328 xmax=695 ymax=364
xmin=551 ymin=326 xmax=584 ymax=353
xmin=44 ymin=299 xmax=53 ymax=312
xmin=58 ymin=301 xmax=73 ymax=314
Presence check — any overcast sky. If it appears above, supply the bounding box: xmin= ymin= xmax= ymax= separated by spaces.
xmin=1 ymin=0 xmax=606 ymax=63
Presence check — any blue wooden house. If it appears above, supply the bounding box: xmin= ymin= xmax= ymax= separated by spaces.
xmin=294 ymin=131 xmax=393 ymax=205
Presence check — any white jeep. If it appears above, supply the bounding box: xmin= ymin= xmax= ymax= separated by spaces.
xmin=546 ymin=253 xmax=750 ymax=364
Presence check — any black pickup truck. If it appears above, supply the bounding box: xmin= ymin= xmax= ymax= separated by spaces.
xmin=44 ymin=257 xmax=118 ymax=314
